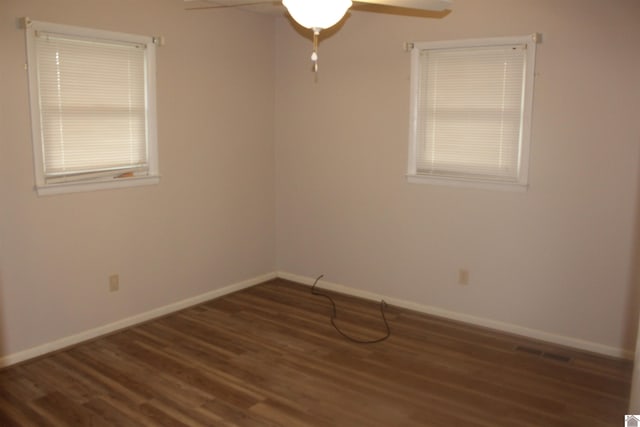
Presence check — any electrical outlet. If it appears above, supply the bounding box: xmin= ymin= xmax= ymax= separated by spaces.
xmin=109 ymin=274 xmax=119 ymax=292
xmin=458 ymin=269 xmax=469 ymax=285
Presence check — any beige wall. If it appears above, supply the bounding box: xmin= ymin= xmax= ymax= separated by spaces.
xmin=0 ymin=0 xmax=276 ymax=357
xmin=275 ymin=0 xmax=640 ymax=354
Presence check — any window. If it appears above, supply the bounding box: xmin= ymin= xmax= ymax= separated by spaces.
xmin=407 ymin=35 xmax=538 ymax=190
xmin=25 ymin=19 xmax=159 ymax=195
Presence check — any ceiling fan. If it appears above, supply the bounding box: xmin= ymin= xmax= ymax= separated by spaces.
xmin=185 ymin=0 xmax=453 ymax=72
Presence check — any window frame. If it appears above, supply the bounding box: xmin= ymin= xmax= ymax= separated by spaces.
xmin=407 ymin=34 xmax=538 ymax=191
xmin=24 ymin=18 xmax=160 ymax=196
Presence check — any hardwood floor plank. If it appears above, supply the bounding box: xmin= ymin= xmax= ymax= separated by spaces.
xmin=137 ymin=400 xmax=193 ymax=427
xmin=0 ymin=390 xmax=56 ymax=427
xmin=82 ymin=397 xmax=148 ymax=427
xmin=60 ymin=349 xmax=154 ymax=405
xmin=249 ymin=399 xmax=319 ymax=427
xmin=32 ymin=391 xmax=111 ymax=426
xmin=199 ymin=398 xmax=281 ymax=427
xmin=85 ymin=394 xmax=159 ymax=426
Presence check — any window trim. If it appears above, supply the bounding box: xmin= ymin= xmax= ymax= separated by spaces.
xmin=24 ymin=18 xmax=160 ymax=196
xmin=407 ymin=34 xmax=538 ymax=191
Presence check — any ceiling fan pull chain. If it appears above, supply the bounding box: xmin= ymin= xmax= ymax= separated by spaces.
xmin=311 ymin=28 xmax=320 ymax=73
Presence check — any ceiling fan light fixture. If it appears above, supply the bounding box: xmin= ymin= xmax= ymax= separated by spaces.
xmin=282 ymin=0 xmax=353 ymax=30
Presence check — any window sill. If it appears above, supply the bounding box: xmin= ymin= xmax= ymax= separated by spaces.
xmin=406 ymin=174 xmax=528 ymax=192
xmin=36 ymin=175 xmax=160 ymax=196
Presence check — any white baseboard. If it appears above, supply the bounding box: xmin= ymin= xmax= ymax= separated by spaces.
xmin=0 ymin=272 xmax=277 ymax=368
xmin=277 ymin=271 xmax=633 ymax=360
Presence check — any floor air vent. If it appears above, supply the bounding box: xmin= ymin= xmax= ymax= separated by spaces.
xmin=541 ymin=352 xmax=572 ymax=363
xmin=514 ymin=345 xmax=572 ymax=363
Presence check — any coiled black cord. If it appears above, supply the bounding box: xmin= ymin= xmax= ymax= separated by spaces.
xmin=311 ymin=275 xmax=391 ymax=344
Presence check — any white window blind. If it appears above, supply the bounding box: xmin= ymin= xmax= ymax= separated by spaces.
xmin=36 ymin=33 xmax=147 ymax=181
xmin=408 ymin=35 xmax=537 ymax=189
xmin=25 ymin=19 xmax=159 ymax=195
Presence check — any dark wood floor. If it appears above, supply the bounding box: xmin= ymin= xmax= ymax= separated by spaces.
xmin=0 ymin=278 xmax=632 ymax=426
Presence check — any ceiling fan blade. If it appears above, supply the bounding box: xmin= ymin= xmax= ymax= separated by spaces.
xmin=353 ymin=0 xmax=452 ymax=11
xmin=184 ymin=0 xmax=452 ymax=16
xmin=184 ymin=0 xmax=280 ymax=12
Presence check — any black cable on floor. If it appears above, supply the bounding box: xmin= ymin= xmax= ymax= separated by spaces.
xmin=311 ymin=274 xmax=391 ymax=344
